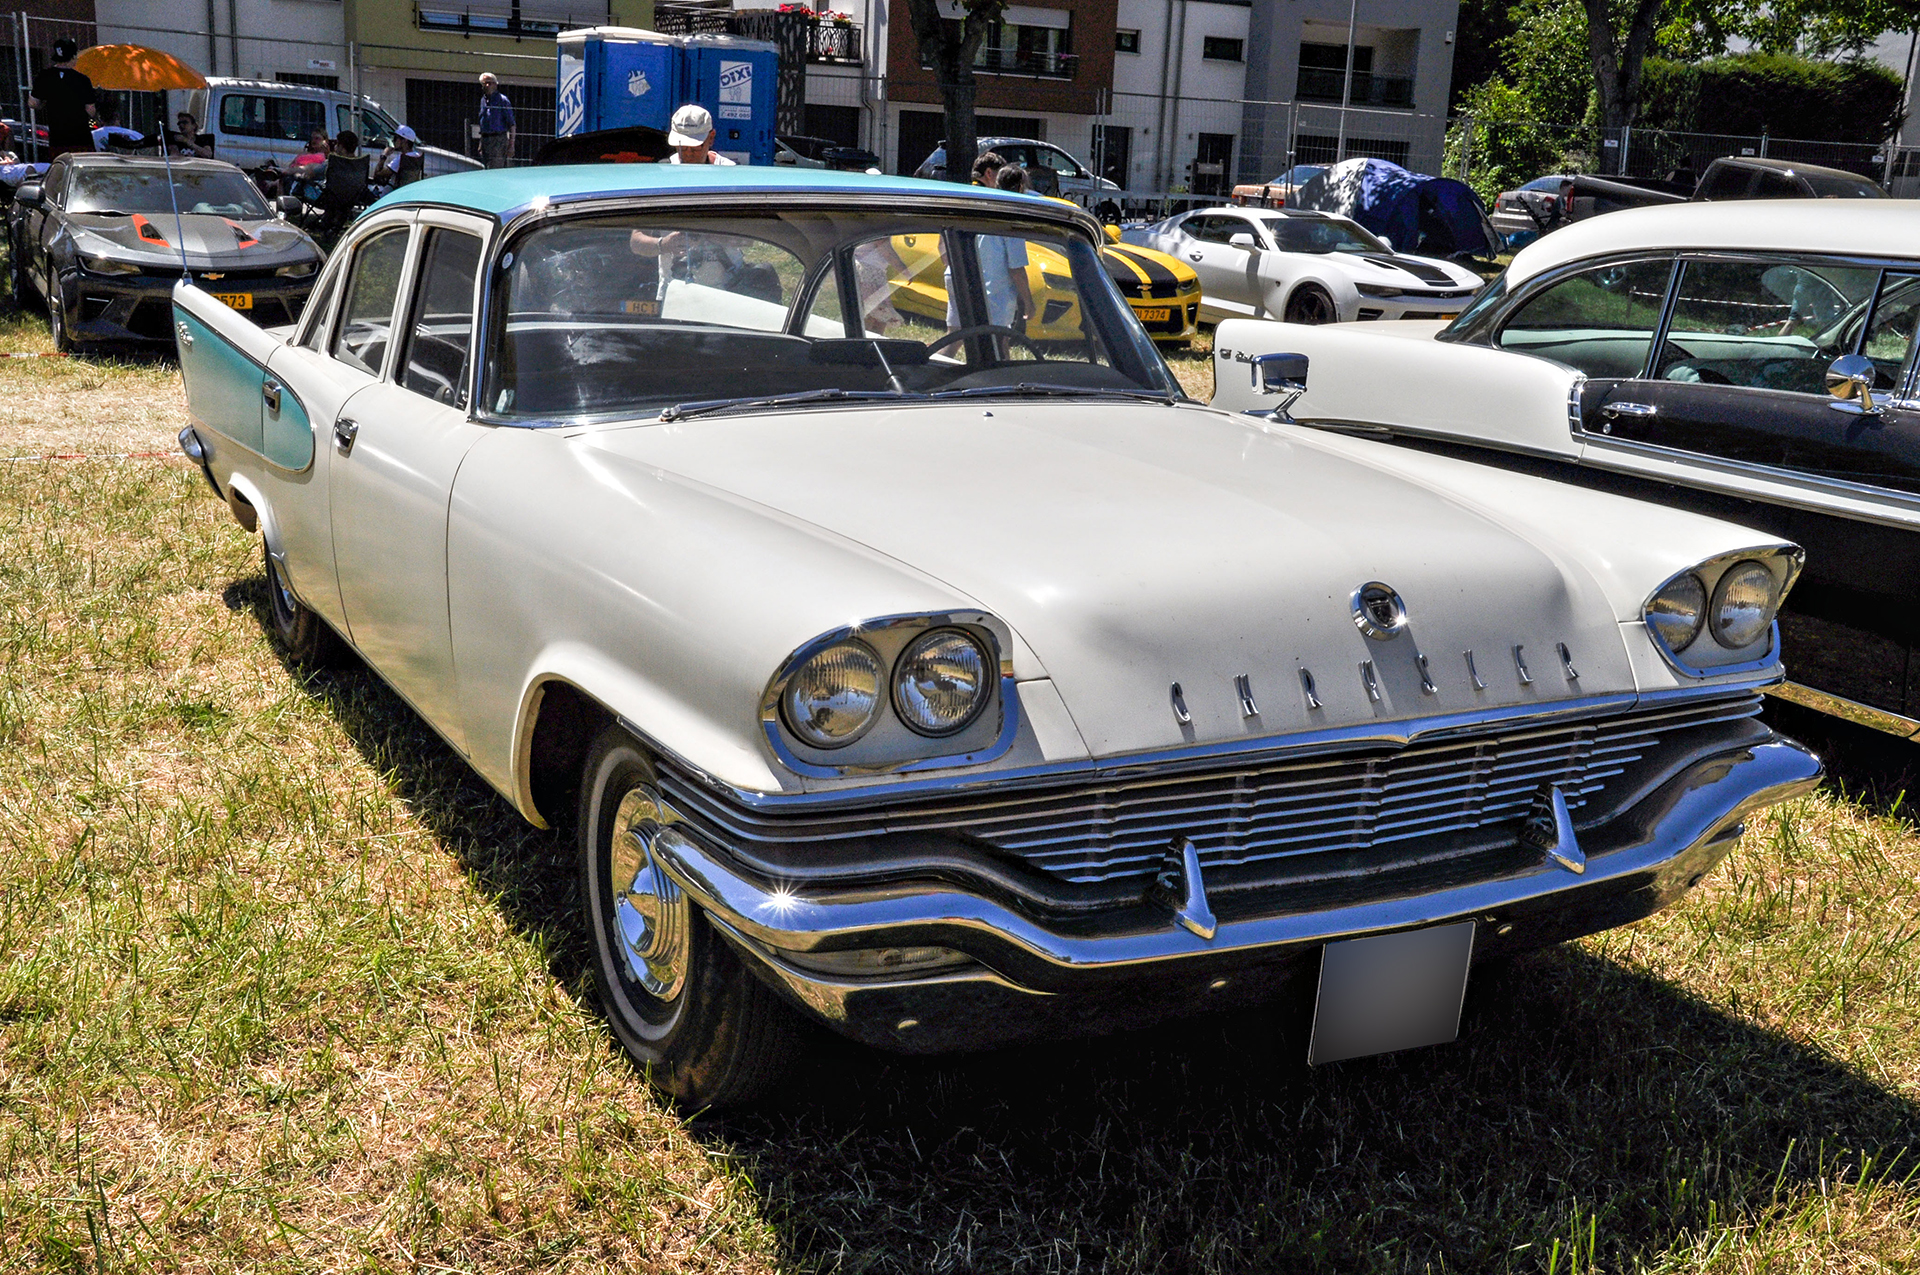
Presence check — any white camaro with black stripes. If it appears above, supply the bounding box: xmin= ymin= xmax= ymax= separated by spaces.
xmin=1124 ymin=205 xmax=1484 ymax=326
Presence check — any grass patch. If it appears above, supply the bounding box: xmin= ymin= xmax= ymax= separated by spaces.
xmin=1 ymin=314 xmax=1917 ymax=1272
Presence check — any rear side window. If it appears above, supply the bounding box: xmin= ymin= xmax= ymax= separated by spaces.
xmin=332 ymin=227 xmax=411 ymax=376
xmin=1656 ymin=259 xmax=1879 ymax=394
xmin=399 ymin=229 xmax=483 ymax=407
xmin=1495 ymin=258 xmax=1673 ymax=377
xmin=1753 ymin=170 xmax=1801 ymax=198
xmin=1698 ymin=165 xmax=1752 ymax=200
xmin=220 ymin=94 xmax=325 ymax=141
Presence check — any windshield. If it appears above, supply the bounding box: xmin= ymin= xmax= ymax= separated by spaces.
xmin=1258 ymin=215 xmax=1388 ymax=255
xmin=67 ymin=167 xmax=268 ymax=217
xmin=486 ymin=208 xmax=1178 ymax=421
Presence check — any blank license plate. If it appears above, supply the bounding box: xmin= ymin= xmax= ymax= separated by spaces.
xmin=1137 ymin=306 xmax=1171 ymax=321
xmin=1308 ymin=922 xmax=1474 ymax=1065
xmin=213 ymin=292 xmax=252 ymax=310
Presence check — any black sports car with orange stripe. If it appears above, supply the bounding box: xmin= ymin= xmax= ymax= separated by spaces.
xmin=8 ymin=153 xmax=322 ymax=351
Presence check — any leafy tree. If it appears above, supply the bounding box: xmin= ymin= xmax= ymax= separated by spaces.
xmin=901 ymin=0 xmax=1007 ymax=183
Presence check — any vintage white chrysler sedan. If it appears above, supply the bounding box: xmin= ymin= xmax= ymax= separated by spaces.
xmin=173 ymin=166 xmax=1820 ymax=1108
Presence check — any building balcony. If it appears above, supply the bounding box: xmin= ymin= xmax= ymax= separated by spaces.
xmin=1295 ymin=67 xmax=1414 ymax=108
xmin=809 ymin=20 xmax=862 ymax=64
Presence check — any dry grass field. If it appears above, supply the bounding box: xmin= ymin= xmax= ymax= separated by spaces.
xmin=2 ymin=310 xmax=1918 ymax=1273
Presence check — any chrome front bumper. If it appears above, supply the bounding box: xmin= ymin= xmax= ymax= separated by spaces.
xmin=650 ymin=734 xmax=1821 ymax=1053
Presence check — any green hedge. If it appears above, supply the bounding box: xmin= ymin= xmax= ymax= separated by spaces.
xmin=1637 ymin=53 xmax=1904 ymax=141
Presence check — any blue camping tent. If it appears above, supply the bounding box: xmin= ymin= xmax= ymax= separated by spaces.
xmin=1290 ymin=158 xmax=1497 ymax=259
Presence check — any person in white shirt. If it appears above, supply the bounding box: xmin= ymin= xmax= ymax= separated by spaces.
xmin=664 ymin=104 xmax=735 ymax=166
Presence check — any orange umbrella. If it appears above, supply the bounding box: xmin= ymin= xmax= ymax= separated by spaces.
xmin=73 ymin=44 xmax=206 ymax=91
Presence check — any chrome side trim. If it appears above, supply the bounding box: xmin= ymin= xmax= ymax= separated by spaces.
xmin=1581 ymin=434 xmax=1920 ymax=533
xmin=624 ymin=678 xmax=1785 ymax=815
xmin=1766 ymin=680 xmax=1920 ymax=739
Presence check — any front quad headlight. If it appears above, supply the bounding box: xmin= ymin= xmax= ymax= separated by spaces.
xmin=764 ymin=614 xmax=1014 ymax=775
xmin=79 ymin=253 xmax=138 ymax=276
xmin=778 ymin=639 xmax=882 ymax=749
xmin=893 ymin=628 xmax=991 ymax=736
xmin=1643 ymin=548 xmax=1800 ymax=674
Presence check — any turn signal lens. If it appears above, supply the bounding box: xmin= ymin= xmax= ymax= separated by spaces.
xmin=1646 ymin=572 xmax=1707 ymax=652
xmin=892 ymin=628 xmax=992 ymax=737
xmin=780 ymin=640 xmax=882 ymax=749
xmin=1709 ymin=560 xmax=1780 ymax=649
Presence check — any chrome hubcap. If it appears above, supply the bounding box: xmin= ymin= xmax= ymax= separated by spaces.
xmin=609 ymin=786 xmax=689 ymax=1001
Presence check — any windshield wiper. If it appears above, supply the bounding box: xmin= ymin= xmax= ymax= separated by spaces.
xmin=928 ymin=383 xmax=1182 ymax=405
xmin=658 ymin=388 xmax=914 ymax=423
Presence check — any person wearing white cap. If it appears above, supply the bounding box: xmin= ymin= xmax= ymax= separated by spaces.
xmin=665 ymin=103 xmax=735 ymax=165
xmin=374 ymin=124 xmax=425 ymax=191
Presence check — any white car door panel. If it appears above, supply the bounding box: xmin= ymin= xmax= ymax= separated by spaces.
xmin=328 ymin=215 xmax=491 ymax=744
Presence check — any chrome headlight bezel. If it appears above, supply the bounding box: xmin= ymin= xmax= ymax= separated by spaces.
xmin=1642 ymin=547 xmax=1802 ymax=678
xmin=762 ymin=612 xmax=1019 ymax=778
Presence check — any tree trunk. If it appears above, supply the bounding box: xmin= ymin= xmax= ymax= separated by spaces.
xmin=903 ymin=0 xmax=1004 ymax=183
xmin=1581 ymin=0 xmax=1670 ymax=146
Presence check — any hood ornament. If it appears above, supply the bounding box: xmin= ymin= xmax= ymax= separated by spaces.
xmin=1351 ymin=582 xmax=1407 ymax=640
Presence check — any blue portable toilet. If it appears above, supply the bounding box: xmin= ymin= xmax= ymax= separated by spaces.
xmin=556 ymin=26 xmax=778 ymax=166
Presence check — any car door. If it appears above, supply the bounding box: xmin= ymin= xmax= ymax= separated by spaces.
xmin=326 ymin=211 xmax=494 ymax=747
xmin=252 ymin=213 xmax=416 ymax=635
xmin=1179 ymin=213 xmax=1259 ymax=317
xmin=1571 ymin=255 xmax=1920 ymax=717
xmin=21 ymin=159 xmax=66 ymax=296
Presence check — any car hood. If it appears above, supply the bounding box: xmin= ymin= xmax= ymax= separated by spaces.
xmin=1312 ymin=250 xmax=1480 ymax=289
xmin=586 ymin=401 xmax=1639 ymax=758
xmin=65 ymin=210 xmax=317 ymax=269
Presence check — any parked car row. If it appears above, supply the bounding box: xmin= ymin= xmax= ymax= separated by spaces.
xmin=171 ymin=163 xmax=1824 ymax=1110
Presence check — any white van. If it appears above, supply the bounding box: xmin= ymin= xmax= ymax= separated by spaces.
xmin=182 ymin=78 xmax=481 ymax=178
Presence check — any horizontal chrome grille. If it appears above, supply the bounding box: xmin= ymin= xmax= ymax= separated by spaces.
xmin=661 ymin=695 xmax=1763 ymax=887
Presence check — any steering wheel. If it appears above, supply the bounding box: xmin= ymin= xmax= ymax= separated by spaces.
xmin=927 ymin=324 xmax=1047 ymax=362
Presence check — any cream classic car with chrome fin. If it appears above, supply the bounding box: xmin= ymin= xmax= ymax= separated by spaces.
xmin=173 ymin=166 xmax=1820 ymax=1108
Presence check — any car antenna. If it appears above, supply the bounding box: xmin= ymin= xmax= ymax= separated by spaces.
xmin=162 ymin=132 xmax=190 ymax=281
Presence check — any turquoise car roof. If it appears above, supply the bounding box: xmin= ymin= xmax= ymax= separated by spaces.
xmin=369 ymin=163 xmax=1054 ymax=219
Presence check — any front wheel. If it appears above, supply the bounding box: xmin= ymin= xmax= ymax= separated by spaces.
xmin=264 ymin=544 xmax=342 ymax=668
xmin=47 ymin=276 xmax=72 ymax=352
xmin=580 ymin=726 xmax=800 ymax=1109
xmin=1282 ymin=285 xmax=1338 ymax=326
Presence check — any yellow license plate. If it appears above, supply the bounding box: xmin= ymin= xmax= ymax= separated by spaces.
xmin=623 ymin=299 xmax=662 ymax=316
xmin=214 ymin=292 xmax=252 ymax=310
xmin=1137 ymin=306 xmax=1171 ymax=321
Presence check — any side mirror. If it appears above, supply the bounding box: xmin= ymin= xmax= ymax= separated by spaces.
xmin=1104 ymin=223 xmax=1121 ymax=243
xmin=1827 ymin=353 xmax=1880 ymax=415
xmin=14 ymin=181 xmax=42 ymax=207
xmin=1378 ymin=236 xmax=1394 ymax=252
xmin=274 ymin=194 xmax=302 ymax=217
xmin=1228 ymin=232 xmax=1257 ymax=250
xmin=1250 ymin=351 xmax=1309 ymax=424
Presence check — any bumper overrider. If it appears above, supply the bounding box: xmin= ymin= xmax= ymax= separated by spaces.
xmin=641 ymin=695 xmax=1821 ymax=1054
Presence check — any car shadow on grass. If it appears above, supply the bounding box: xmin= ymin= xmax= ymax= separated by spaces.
xmin=234 ymin=577 xmax=1920 ymax=1274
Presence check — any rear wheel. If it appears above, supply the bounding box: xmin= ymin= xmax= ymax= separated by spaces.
xmin=580 ymin=726 xmax=800 ymax=1109
xmin=264 ymin=544 xmax=342 ymax=668
xmin=1282 ymin=284 xmax=1338 ymax=326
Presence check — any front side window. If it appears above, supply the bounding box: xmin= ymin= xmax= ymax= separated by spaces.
xmin=1496 ymin=258 xmax=1673 ymax=378
xmin=332 ymin=227 xmax=411 ymax=377
xmin=1655 ymin=259 xmax=1879 ymax=395
xmin=485 ymin=209 xmax=1172 ymax=421
xmin=400 ymin=229 xmax=482 ymax=406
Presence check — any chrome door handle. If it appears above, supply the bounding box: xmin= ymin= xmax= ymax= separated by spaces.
xmin=175 ymin=321 xmax=193 ymax=348
xmin=262 ymin=378 xmax=281 ymax=413
xmin=1602 ymin=401 xmax=1657 ymax=418
xmin=333 ymin=418 xmax=359 ymax=455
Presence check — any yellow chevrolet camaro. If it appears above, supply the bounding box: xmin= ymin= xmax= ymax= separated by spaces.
xmin=887 ymin=228 xmax=1201 ymax=346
